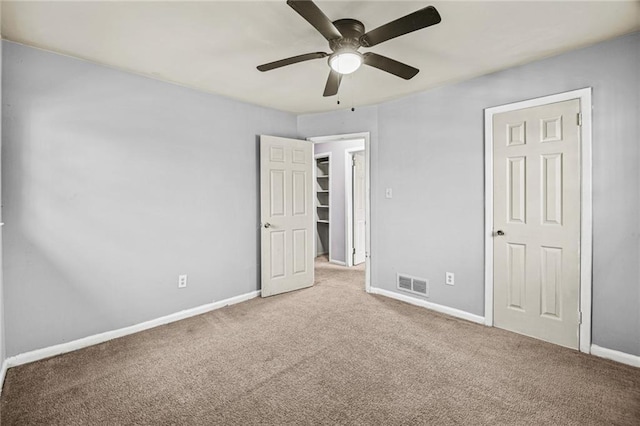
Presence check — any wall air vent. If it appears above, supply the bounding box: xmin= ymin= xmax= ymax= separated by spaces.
xmin=398 ymin=275 xmax=412 ymax=291
xmin=397 ymin=273 xmax=429 ymax=297
xmin=412 ymin=279 xmax=428 ymax=295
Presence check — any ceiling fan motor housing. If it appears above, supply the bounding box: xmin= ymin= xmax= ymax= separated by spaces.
xmin=329 ymin=19 xmax=365 ymax=52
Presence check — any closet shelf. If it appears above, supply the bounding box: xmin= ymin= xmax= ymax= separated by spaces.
xmin=316 ymin=156 xmax=330 ymax=257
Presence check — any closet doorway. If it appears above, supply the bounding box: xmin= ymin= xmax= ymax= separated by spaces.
xmin=309 ymin=133 xmax=371 ymax=291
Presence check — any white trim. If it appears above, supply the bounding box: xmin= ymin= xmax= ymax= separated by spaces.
xmin=591 ymin=344 xmax=640 ymax=368
xmin=307 ymin=134 xmax=365 ymax=144
xmin=308 ymin=132 xmax=371 ymax=293
xmin=0 ymin=359 xmax=8 ymax=396
xmin=483 ymin=88 xmax=593 ymax=353
xmin=314 ymin=152 xmax=332 ymax=258
xmin=578 ymin=90 xmax=593 ymax=354
xmin=484 ymin=109 xmax=494 ymax=326
xmin=344 ymin=146 xmax=365 ymax=268
xmin=330 ymin=260 xmax=347 ymax=266
xmin=370 ymin=287 xmax=485 ymax=325
xmin=4 ymin=290 xmax=260 ymax=369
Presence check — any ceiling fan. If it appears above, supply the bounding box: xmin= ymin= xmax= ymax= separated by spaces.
xmin=257 ymin=0 xmax=441 ymax=97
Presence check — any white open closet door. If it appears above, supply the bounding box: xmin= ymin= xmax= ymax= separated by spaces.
xmin=260 ymin=135 xmax=314 ymax=297
xmin=352 ymin=151 xmax=366 ymax=265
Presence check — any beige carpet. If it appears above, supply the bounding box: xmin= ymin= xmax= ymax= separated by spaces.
xmin=2 ymin=257 xmax=639 ymax=425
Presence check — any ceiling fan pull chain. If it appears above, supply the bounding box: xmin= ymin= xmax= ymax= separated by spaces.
xmin=350 ymin=74 xmax=355 ymax=112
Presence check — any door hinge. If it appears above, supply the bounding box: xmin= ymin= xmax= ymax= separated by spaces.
xmin=352 ymin=157 xmax=356 ymax=167
xmin=353 ymin=248 xmax=356 ymax=255
xmin=578 ymin=311 xmax=582 ymax=324
xmin=577 ymin=112 xmax=582 ymax=126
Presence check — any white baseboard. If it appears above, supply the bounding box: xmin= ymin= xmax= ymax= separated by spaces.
xmin=369 ymin=287 xmax=485 ymax=325
xmin=330 ymin=259 xmax=347 ymax=266
xmin=591 ymin=344 xmax=640 ymax=368
xmin=4 ymin=290 xmax=261 ymax=369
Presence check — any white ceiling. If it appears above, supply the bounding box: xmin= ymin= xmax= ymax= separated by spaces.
xmin=2 ymin=1 xmax=639 ymax=114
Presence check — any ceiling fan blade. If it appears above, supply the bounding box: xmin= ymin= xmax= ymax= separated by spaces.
xmin=362 ymin=52 xmax=419 ymax=80
xmin=323 ymin=70 xmax=342 ymax=97
xmin=287 ymin=0 xmax=343 ymax=41
xmin=257 ymin=52 xmax=328 ymax=72
xmin=360 ymin=6 xmax=441 ymax=47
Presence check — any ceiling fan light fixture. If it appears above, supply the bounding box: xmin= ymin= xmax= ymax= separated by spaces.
xmin=329 ymin=51 xmax=362 ymax=75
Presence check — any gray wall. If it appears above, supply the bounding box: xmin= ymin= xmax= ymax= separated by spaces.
xmin=298 ymin=32 xmax=640 ymax=356
xmin=314 ymin=139 xmax=364 ymax=264
xmin=2 ymin=32 xmax=639 ymax=359
xmin=1 ymin=41 xmax=297 ymax=356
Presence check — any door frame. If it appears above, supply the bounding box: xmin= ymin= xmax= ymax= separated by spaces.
xmin=313 ymin=151 xmax=332 ymax=259
xmin=483 ymin=88 xmax=593 ymax=353
xmin=308 ymin=132 xmax=371 ymax=293
xmin=345 ymin=147 xmax=365 ymax=267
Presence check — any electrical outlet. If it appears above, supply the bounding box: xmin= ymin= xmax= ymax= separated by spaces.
xmin=178 ymin=274 xmax=188 ymax=288
xmin=445 ymin=272 xmax=454 ymax=286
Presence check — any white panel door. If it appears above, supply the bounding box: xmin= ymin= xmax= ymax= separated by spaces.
xmin=260 ymin=135 xmax=314 ymax=297
xmin=493 ymin=99 xmax=581 ymax=349
xmin=353 ymin=151 xmax=366 ymax=265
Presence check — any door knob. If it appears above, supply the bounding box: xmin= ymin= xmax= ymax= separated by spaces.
xmin=264 ymin=223 xmax=271 ymax=228
xmin=496 ymin=230 xmax=505 ymax=236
